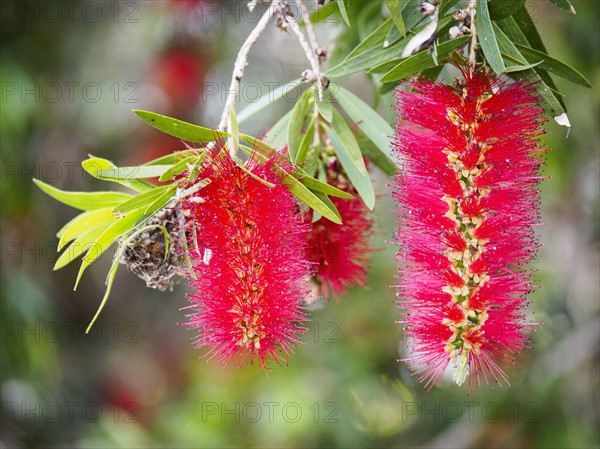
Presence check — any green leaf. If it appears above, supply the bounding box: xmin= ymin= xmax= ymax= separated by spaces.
xmin=329 ymin=132 xmax=375 ymax=210
xmin=294 ymin=116 xmax=316 ymax=164
xmin=346 ymin=18 xmax=393 ymax=60
xmin=133 ymin=110 xmax=227 ymax=143
xmin=503 ymin=60 xmax=543 ymax=72
xmin=356 ymin=134 xmax=397 ymax=176
xmin=494 ymin=24 xmax=566 ymax=116
xmin=514 ymin=44 xmax=591 ymax=87
xmin=113 ymin=185 xmax=173 ymax=214
xmin=336 ymin=0 xmax=350 ymax=27
xmin=58 ymin=208 xmax=117 ymax=251
xmin=75 ymin=209 xmax=145 ymax=289
xmin=54 ymin=224 xmax=110 ymax=270
xmin=316 ymin=97 xmax=333 ymax=123
xmin=496 ymin=15 xmax=529 ymax=45
xmin=85 ymin=258 xmax=119 ymax=334
xmin=283 ymin=175 xmax=342 ymax=224
xmin=237 ymin=78 xmax=302 ymax=124
xmin=439 ymin=0 xmax=462 ymax=17
xmin=33 ymin=179 xmax=131 ymax=211
xmin=144 ymin=186 xmax=177 ymax=216
xmin=327 ymin=35 xmax=407 ymax=78
xmin=298 ymin=171 xmax=354 ymax=199
xmin=488 ymin=0 xmax=525 ymax=21
xmin=265 ymin=109 xmax=292 ymax=148
xmin=476 ymin=0 xmax=506 ymax=74
xmin=312 ymin=191 xmax=342 ymax=223
xmin=334 ymin=84 xmax=394 ymax=161
xmin=228 ymin=103 xmax=240 ymax=154
xmin=159 ymin=155 xmax=202 ymax=182
xmin=82 ymin=157 xmax=155 ymax=192
xmin=547 ymin=0 xmax=576 ymax=14
xmin=330 ymin=107 xmax=367 ymax=176
xmin=236 ymin=142 xmax=344 ymax=223
xmin=288 ymin=89 xmax=313 ymax=162
xmin=512 ymin=6 xmax=547 ymax=52
xmin=142 ymin=150 xmax=195 ymax=167
xmin=379 ymin=35 xmax=469 ymax=82
xmin=386 ymin=0 xmax=406 ymax=37
xmin=309 ymin=1 xmax=338 ymax=25
xmin=94 ymin=165 xmax=172 ymax=180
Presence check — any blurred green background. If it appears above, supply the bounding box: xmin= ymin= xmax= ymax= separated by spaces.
xmin=1 ymin=1 xmax=598 ymax=447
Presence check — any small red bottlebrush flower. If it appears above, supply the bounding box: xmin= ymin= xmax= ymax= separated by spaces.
xmin=393 ymin=66 xmax=546 ymax=389
xmin=305 ymin=161 xmax=373 ymax=299
xmin=182 ymin=145 xmax=312 ymax=368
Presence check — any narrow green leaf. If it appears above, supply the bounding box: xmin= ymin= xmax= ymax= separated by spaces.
xmin=330 ymin=108 xmax=367 ymax=176
xmin=265 ymin=110 xmax=292 ymax=148
xmin=329 ymin=132 xmax=375 ymax=210
xmin=133 ymin=110 xmax=227 ymax=143
xmin=113 ymin=185 xmax=173 ymax=214
xmin=237 ymin=78 xmax=302 ymax=124
xmin=496 ymin=15 xmax=529 ymax=46
xmin=439 ymin=0 xmax=461 ymax=17
xmin=547 ymin=0 xmax=576 ymax=14
xmin=228 ymin=103 xmax=240 ymax=154
xmin=297 ymin=171 xmax=354 ymax=199
xmin=142 ymin=150 xmax=195 ymax=167
xmin=283 ymin=176 xmax=342 ymax=224
xmin=327 ymin=36 xmax=408 ymax=78
xmin=33 ymin=179 xmax=131 ymax=211
xmin=317 ymin=98 xmax=333 ymax=123
xmin=336 ymin=0 xmax=350 ymax=27
xmin=308 ymin=1 xmax=338 ymax=25
xmin=54 ymin=224 xmax=110 ymax=270
xmin=334 ymin=84 xmax=394 ymax=163
xmin=312 ymin=191 xmax=342 ymax=223
xmin=295 ymin=116 xmax=316 ymax=164
xmin=476 ymin=0 xmax=506 ymax=74
xmin=379 ymin=36 xmax=469 ymax=82
xmin=144 ymin=186 xmax=177 ymax=216
xmin=494 ymin=24 xmax=566 ymax=115
xmin=288 ymin=89 xmax=313 ymax=162
xmin=356 ymin=134 xmax=397 ymax=176
xmin=58 ymin=208 xmax=117 ymax=251
xmin=75 ymin=209 xmax=145 ymax=289
xmin=82 ymin=157 xmax=155 ymax=192
xmin=236 ymin=143 xmax=344 ymax=223
xmin=512 ymin=6 xmax=547 ymax=52
xmin=514 ymin=44 xmax=591 ymax=87
xmin=386 ymin=0 xmax=406 ymax=37
xmin=488 ymin=0 xmax=525 ymax=21
xmin=420 ymin=64 xmax=445 ymax=80
xmin=346 ymin=18 xmax=393 ymax=60
xmin=85 ymin=258 xmax=119 ymax=334
xmin=94 ymin=165 xmax=172 ymax=180
xmin=503 ymin=60 xmax=543 ymax=73
xmin=159 ymin=155 xmax=202 ymax=182
xmin=384 ymin=22 xmax=403 ymax=49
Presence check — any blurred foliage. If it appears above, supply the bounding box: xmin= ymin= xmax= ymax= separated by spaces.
xmin=1 ymin=1 xmax=599 ymax=448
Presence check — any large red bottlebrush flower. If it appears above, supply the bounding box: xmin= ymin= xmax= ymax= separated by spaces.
xmin=182 ymin=146 xmax=312 ymax=368
xmin=306 ymin=161 xmax=373 ymax=299
xmin=393 ymin=66 xmax=546 ymax=389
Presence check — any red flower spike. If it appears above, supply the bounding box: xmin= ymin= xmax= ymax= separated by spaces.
xmin=394 ymin=67 xmax=546 ymax=389
xmin=182 ymin=145 xmax=312 ymax=368
xmin=305 ymin=163 xmax=373 ymax=300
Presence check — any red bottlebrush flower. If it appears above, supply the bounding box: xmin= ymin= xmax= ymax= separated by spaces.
xmin=394 ymin=66 xmax=546 ymax=389
xmin=182 ymin=146 xmax=311 ymax=368
xmin=305 ymin=162 xmax=373 ymax=299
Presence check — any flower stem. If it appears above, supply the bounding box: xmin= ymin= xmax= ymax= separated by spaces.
xmin=217 ymin=0 xmax=281 ymax=136
xmin=468 ymin=0 xmax=477 ymax=67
